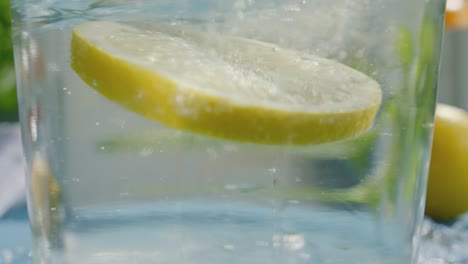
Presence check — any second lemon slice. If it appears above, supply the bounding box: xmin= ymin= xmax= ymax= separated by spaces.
xmin=71 ymin=21 xmax=382 ymax=145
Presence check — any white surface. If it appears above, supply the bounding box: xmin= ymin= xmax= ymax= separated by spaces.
xmin=0 ymin=123 xmax=26 ymax=218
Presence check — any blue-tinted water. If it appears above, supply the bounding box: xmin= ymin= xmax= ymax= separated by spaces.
xmin=41 ymin=202 xmax=412 ymax=264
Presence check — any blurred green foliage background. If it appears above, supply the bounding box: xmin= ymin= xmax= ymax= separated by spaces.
xmin=0 ymin=0 xmax=18 ymax=122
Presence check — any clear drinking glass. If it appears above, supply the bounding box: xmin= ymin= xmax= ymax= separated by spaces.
xmin=10 ymin=0 xmax=445 ymax=263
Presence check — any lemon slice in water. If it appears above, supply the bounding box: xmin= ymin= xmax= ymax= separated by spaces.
xmin=71 ymin=21 xmax=381 ymax=145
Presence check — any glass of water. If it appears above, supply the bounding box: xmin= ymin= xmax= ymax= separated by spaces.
xmin=10 ymin=0 xmax=445 ymax=263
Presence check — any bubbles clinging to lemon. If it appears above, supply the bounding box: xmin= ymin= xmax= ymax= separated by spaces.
xmin=70 ymin=21 xmax=381 ymax=145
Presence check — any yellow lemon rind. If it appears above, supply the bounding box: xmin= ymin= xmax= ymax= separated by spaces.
xmin=71 ymin=23 xmax=381 ymax=145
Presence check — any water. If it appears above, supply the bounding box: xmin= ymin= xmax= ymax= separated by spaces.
xmin=49 ymin=203 xmax=408 ymax=264
xmin=10 ymin=0 xmax=444 ymax=263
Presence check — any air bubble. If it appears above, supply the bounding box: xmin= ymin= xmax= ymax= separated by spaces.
xmin=1 ymin=249 xmax=13 ymax=263
xmin=139 ymin=147 xmax=154 ymax=157
xmin=268 ymin=167 xmax=277 ymax=174
xmin=175 ymin=95 xmax=185 ymax=104
xmin=206 ymin=148 xmax=218 ymax=158
xmin=223 ymin=244 xmax=235 ymax=251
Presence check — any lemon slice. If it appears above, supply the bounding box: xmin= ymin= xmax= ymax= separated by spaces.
xmin=71 ymin=21 xmax=381 ymax=145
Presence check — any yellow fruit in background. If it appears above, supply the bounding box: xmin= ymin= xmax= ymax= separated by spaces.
xmin=425 ymin=104 xmax=468 ymax=221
